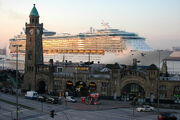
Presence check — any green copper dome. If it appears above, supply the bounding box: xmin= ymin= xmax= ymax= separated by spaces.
xmin=29 ymin=4 xmax=39 ymax=17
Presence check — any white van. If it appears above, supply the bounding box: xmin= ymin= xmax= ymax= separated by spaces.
xmin=25 ymin=91 xmax=38 ymax=99
xmin=65 ymin=96 xmax=77 ymax=103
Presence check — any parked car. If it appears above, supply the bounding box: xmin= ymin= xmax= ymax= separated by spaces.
xmin=65 ymin=96 xmax=77 ymax=103
xmin=136 ymin=105 xmax=154 ymax=112
xmin=158 ymin=113 xmax=177 ymax=120
xmin=37 ymin=95 xmax=47 ymax=102
xmin=25 ymin=91 xmax=38 ymax=99
xmin=1 ymin=88 xmax=9 ymax=93
xmin=46 ymin=96 xmax=60 ymax=104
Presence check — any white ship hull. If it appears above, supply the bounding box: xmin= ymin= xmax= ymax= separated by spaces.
xmin=3 ymin=49 xmax=172 ymax=70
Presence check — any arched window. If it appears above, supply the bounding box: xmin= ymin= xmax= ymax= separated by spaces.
xmin=174 ymin=86 xmax=180 ymax=94
xmin=173 ymin=86 xmax=180 ymax=103
xmin=159 ymin=85 xmax=167 ymax=99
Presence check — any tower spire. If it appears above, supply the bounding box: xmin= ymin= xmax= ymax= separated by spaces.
xmin=29 ymin=4 xmax=39 ymax=17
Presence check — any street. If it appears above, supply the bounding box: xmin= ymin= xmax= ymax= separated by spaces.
xmin=0 ymin=93 xmax=180 ymax=120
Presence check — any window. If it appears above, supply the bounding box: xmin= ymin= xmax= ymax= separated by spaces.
xmin=54 ymin=80 xmax=62 ymax=89
xmin=159 ymin=85 xmax=167 ymax=91
xmin=28 ymin=54 xmax=32 ymax=60
xmin=159 ymin=93 xmax=167 ymax=99
xmin=57 ymin=67 xmax=63 ymax=72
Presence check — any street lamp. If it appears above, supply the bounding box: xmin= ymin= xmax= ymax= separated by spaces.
xmin=0 ymin=58 xmax=5 ymax=70
xmin=157 ymin=50 xmax=162 ymax=114
xmin=12 ymin=44 xmax=22 ymax=120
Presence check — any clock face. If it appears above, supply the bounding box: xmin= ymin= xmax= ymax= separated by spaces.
xmin=29 ymin=29 xmax=33 ymax=35
xmin=36 ymin=29 xmax=40 ymax=35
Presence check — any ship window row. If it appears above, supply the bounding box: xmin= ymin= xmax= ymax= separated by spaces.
xmin=109 ymin=34 xmax=136 ymax=36
xmin=122 ymin=37 xmax=143 ymax=39
xmin=11 ymin=36 xmax=126 ymax=53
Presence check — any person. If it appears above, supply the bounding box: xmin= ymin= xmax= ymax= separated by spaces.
xmin=65 ymin=91 xmax=68 ymax=97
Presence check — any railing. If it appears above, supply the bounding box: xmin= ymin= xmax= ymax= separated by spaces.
xmin=53 ymin=72 xmax=73 ymax=77
xmin=160 ymin=76 xmax=180 ymax=81
xmin=120 ymin=70 xmax=146 ymax=80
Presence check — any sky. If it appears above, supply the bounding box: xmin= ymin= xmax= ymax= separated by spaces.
xmin=0 ymin=0 xmax=180 ymax=50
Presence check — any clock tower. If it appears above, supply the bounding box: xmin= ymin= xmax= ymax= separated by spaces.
xmin=23 ymin=4 xmax=43 ymax=90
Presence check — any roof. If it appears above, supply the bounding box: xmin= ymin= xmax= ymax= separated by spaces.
xmin=165 ymin=50 xmax=180 ymax=61
xmin=29 ymin=4 xmax=39 ymax=17
xmin=165 ymin=57 xmax=180 ymax=61
xmin=147 ymin=64 xmax=158 ymax=70
xmin=106 ymin=63 xmax=120 ymax=69
xmin=100 ymin=68 xmax=110 ymax=72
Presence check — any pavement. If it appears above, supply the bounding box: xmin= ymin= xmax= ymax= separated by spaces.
xmin=64 ymin=98 xmax=131 ymax=111
xmin=1 ymin=93 xmax=180 ymax=120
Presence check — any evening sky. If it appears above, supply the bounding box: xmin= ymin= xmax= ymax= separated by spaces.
xmin=0 ymin=0 xmax=180 ymax=50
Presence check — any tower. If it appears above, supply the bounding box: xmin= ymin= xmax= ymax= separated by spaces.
xmin=161 ymin=60 xmax=168 ymax=76
xmin=23 ymin=4 xmax=43 ymax=90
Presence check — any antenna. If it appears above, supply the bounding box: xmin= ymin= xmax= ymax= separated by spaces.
xmin=90 ymin=27 xmax=93 ymax=33
xmin=101 ymin=20 xmax=110 ymax=29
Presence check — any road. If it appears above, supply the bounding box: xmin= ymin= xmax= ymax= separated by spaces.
xmin=0 ymin=92 xmax=180 ymax=120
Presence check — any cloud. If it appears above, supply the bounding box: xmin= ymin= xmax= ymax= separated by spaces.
xmin=6 ymin=9 xmax=25 ymax=20
xmin=0 ymin=0 xmax=25 ymax=20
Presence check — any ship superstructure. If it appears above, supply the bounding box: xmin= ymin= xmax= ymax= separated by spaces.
xmin=8 ymin=23 xmax=172 ymax=67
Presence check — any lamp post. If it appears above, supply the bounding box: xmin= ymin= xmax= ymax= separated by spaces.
xmin=157 ymin=50 xmax=162 ymax=114
xmin=2 ymin=58 xmax=4 ymax=70
xmin=0 ymin=58 xmax=4 ymax=70
xmin=12 ymin=44 xmax=22 ymax=120
xmin=3 ymin=58 xmax=4 ymax=70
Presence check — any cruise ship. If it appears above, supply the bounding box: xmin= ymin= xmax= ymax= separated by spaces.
xmin=7 ymin=23 xmax=172 ymax=69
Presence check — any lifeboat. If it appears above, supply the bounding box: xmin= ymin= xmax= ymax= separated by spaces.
xmin=68 ymin=50 xmax=73 ymax=53
xmin=79 ymin=50 xmax=85 ymax=53
xmin=63 ymin=50 xmax=68 ymax=53
xmin=91 ymin=50 xmax=97 ymax=54
xmin=50 ymin=50 xmax=54 ymax=53
xmin=58 ymin=50 xmax=62 ymax=53
xmin=97 ymin=50 xmax=104 ymax=54
xmin=73 ymin=50 xmax=79 ymax=53
xmin=55 ymin=50 xmax=58 ymax=53
xmin=85 ymin=50 xmax=91 ymax=53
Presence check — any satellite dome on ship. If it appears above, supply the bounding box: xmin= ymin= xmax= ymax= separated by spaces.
xmin=43 ymin=29 xmax=56 ymax=36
